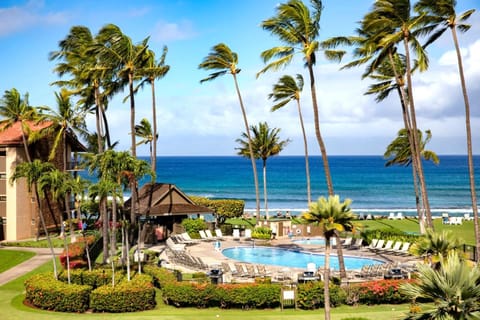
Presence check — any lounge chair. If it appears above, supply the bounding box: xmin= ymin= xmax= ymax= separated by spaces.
xmin=342 ymin=237 xmax=353 ymax=248
xmin=244 ymin=229 xmax=252 ymax=240
xmin=232 ymin=229 xmax=240 ymax=240
xmin=199 ymin=230 xmax=212 ymax=241
xmin=376 ymin=240 xmax=394 ymax=253
xmin=385 ymin=241 xmax=402 ymax=254
xmin=166 ymin=237 xmax=186 ymax=251
xmin=393 ymin=242 xmax=411 ymax=256
xmin=464 ymin=213 xmax=473 ymax=221
xmin=388 ymin=212 xmax=395 ymax=220
xmin=214 ymin=229 xmax=224 ymax=239
xmin=350 ymin=238 xmax=364 ymax=250
xmin=368 ymin=239 xmax=384 ymax=252
xmin=181 ymin=232 xmax=200 ymax=244
xmin=396 ymin=212 xmax=404 ymax=219
xmin=205 ymin=229 xmax=217 ymax=240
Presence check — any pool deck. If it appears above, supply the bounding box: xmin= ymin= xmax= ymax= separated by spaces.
xmin=152 ymin=236 xmax=421 ymax=283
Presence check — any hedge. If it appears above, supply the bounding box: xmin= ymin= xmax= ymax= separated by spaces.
xmin=189 ymin=196 xmax=245 ymax=222
xmin=24 ymin=273 xmax=91 ymax=312
xmin=90 ymin=274 xmax=156 ymax=313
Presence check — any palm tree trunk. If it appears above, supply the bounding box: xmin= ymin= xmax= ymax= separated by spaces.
xmin=101 ymin=197 xmax=109 ymax=264
xmin=110 ymin=195 xmax=117 ymax=258
xmin=307 ymin=63 xmax=334 ymax=196
xmin=296 ymin=100 xmax=311 ymax=204
xmin=34 ymin=185 xmax=58 ymax=279
xmin=402 ymin=37 xmax=433 ymax=229
xmin=232 ymin=73 xmax=261 ymax=219
xmin=335 ymin=232 xmax=347 ymax=279
xmin=324 ymin=237 xmax=331 ymax=320
xmin=451 ymin=27 xmax=479 ymax=261
xmin=263 ymin=159 xmax=268 ymax=220
xmin=150 ymin=78 xmax=157 ymax=173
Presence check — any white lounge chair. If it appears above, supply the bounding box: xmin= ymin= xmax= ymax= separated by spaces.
xmin=464 ymin=213 xmax=473 ymax=221
xmin=388 ymin=212 xmax=395 ymax=220
xmin=393 ymin=242 xmax=411 ymax=256
xmin=365 ymin=239 xmax=379 ymax=251
xmin=214 ymin=228 xmax=224 ymax=239
xmin=205 ymin=229 xmax=217 ymax=240
xmin=396 ymin=212 xmax=404 ymax=219
xmin=232 ymin=229 xmax=240 ymax=240
xmin=244 ymin=229 xmax=252 ymax=240
xmin=368 ymin=239 xmax=385 ymax=252
xmin=376 ymin=240 xmax=394 ymax=253
xmin=350 ymin=238 xmax=364 ymax=250
xmin=385 ymin=241 xmax=402 ymax=254
xmin=342 ymin=237 xmax=353 ymax=248
xmin=199 ymin=230 xmax=212 ymax=241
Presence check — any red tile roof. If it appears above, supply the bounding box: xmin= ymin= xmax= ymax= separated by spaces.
xmin=0 ymin=121 xmax=52 ymax=146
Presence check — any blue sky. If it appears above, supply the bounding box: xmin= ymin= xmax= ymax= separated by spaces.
xmin=1 ymin=0 xmax=479 ymax=156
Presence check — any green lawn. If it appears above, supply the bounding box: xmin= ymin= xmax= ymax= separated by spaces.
xmin=356 ymin=217 xmax=476 ymax=245
xmin=0 ymin=250 xmax=35 ymax=273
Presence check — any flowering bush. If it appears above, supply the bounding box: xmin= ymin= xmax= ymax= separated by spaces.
xmin=355 ymin=279 xmax=413 ymax=305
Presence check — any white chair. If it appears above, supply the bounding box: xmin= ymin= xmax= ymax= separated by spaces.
xmin=244 ymin=229 xmax=252 ymax=240
xmin=396 ymin=212 xmax=404 ymax=219
xmin=215 ymin=228 xmax=224 ymax=239
xmin=464 ymin=213 xmax=473 ymax=221
xmin=232 ymin=229 xmax=240 ymax=240
xmin=205 ymin=229 xmax=217 ymax=240
xmin=388 ymin=212 xmax=395 ymax=220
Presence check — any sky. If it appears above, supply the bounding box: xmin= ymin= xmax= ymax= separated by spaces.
xmin=1 ymin=0 xmax=479 ymax=156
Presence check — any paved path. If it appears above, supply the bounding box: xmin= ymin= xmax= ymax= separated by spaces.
xmin=0 ymin=247 xmax=63 ymax=286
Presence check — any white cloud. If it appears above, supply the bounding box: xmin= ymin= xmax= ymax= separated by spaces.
xmin=151 ymin=19 xmax=197 ymax=42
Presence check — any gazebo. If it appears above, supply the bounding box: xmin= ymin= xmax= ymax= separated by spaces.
xmin=125 ymin=182 xmax=214 ymax=243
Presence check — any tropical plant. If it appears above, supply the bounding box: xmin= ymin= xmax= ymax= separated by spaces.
xmin=9 ymin=160 xmax=59 ymax=279
xmin=236 ymin=122 xmax=290 ymax=219
xmin=384 ymin=129 xmax=439 ymax=234
xmin=258 ymin=0 xmax=345 ymax=197
xmin=199 ymin=43 xmax=261 ymax=219
xmin=0 ymin=88 xmax=38 ymax=162
xmin=135 ymin=118 xmax=157 ymax=169
xmin=410 ymin=229 xmax=462 ymax=268
xmin=401 ymin=252 xmax=480 ymax=320
xmin=301 ymin=195 xmax=355 ymax=320
xmin=415 ymin=0 xmax=479 ymax=262
xmin=269 ymin=74 xmax=312 ymax=204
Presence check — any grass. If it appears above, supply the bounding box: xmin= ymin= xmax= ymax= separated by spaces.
xmin=0 ymin=250 xmax=35 ymax=273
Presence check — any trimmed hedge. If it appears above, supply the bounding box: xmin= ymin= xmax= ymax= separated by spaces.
xmin=90 ymin=274 xmax=156 ymax=313
xmin=297 ymin=281 xmax=346 ymax=309
xmin=24 ymin=273 xmax=91 ymax=312
xmin=189 ymin=196 xmax=245 ymax=222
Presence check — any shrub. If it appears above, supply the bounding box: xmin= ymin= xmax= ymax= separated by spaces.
xmin=181 ymin=218 xmax=207 ymax=237
xmin=24 ymin=273 xmax=91 ymax=312
xmin=90 ymin=274 xmax=156 ymax=312
xmin=252 ymin=227 xmax=272 ymax=239
xmin=212 ymin=283 xmax=280 ymax=309
xmin=162 ymin=282 xmax=214 ymax=307
xmin=354 ymin=279 xmax=412 ymax=305
xmin=144 ymin=265 xmax=177 ymax=288
xmin=189 ymin=196 xmax=245 ymax=223
xmin=296 ymin=281 xmax=346 ymax=309
xmin=59 ymin=235 xmax=97 ymax=269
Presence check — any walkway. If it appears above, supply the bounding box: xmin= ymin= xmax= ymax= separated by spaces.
xmin=0 ymin=246 xmax=62 ymax=286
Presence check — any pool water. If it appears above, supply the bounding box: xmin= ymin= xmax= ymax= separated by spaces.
xmin=222 ymin=246 xmax=384 ymax=270
xmin=292 ymin=238 xmax=325 ymax=245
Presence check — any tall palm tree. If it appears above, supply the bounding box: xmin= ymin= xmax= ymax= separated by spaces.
xmin=258 ymin=0 xmax=345 ymax=196
xmin=401 ymin=252 xmax=480 ymax=320
xmin=268 ymin=74 xmax=312 ymax=204
xmin=301 ymin=195 xmax=355 ymax=320
xmin=136 ymin=47 xmax=170 ymax=173
xmin=10 ymin=160 xmax=58 ymax=279
xmin=199 ymin=43 xmax=261 ymax=219
xmin=361 ymin=0 xmax=434 ymax=228
xmin=384 ymin=129 xmax=439 ymax=234
xmin=0 ymin=88 xmax=37 ymax=162
xmin=415 ymin=0 xmax=479 ymax=262
xmin=236 ymin=122 xmax=290 ymax=220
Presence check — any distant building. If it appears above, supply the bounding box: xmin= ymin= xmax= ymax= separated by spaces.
xmin=0 ymin=121 xmax=86 ymax=241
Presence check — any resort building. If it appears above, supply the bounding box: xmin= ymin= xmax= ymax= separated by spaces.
xmin=0 ymin=121 xmax=86 ymax=241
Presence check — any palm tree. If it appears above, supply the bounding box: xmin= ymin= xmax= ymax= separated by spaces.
xmin=199 ymin=43 xmax=261 ymax=219
xmin=401 ymin=252 xmax=480 ymax=320
xmin=0 ymin=88 xmax=37 ymax=162
xmin=135 ymin=118 xmax=157 ymax=169
xmin=258 ymin=0 xmax=346 ymax=196
xmin=236 ymin=122 xmax=290 ymax=220
xmin=414 ymin=0 xmax=479 ymax=262
xmin=410 ymin=229 xmax=462 ymax=268
xmin=301 ymin=195 xmax=355 ymax=320
xmin=10 ymin=160 xmax=58 ymax=279
xmin=268 ymin=74 xmax=312 ymax=204
xmin=384 ymin=129 xmax=439 ymax=234
xmin=361 ymin=0 xmax=434 ymax=228
xmin=136 ymin=47 xmax=170 ymax=173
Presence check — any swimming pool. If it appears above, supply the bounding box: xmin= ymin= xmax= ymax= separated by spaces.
xmin=292 ymin=238 xmax=325 ymax=245
xmin=222 ymin=246 xmax=384 ymax=270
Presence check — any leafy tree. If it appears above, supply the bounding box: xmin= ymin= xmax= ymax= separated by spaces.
xmin=301 ymin=195 xmax=355 ymax=320
xmin=236 ymin=122 xmax=289 ymax=220
xmin=415 ymin=0 xmax=479 ymax=262
xmin=401 ymin=252 xmax=480 ymax=320
xmin=384 ymin=129 xmax=439 ymax=233
xmin=259 ymin=0 xmax=345 ymax=197
xmin=199 ymin=43 xmax=261 ymax=219
xmin=10 ymin=160 xmax=58 ymax=279
xmin=135 ymin=118 xmax=157 ymax=170
xmin=0 ymin=88 xmax=38 ymax=162
xmin=269 ymin=74 xmax=312 ymax=204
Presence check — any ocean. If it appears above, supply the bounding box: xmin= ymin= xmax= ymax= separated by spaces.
xmin=135 ymin=155 xmax=480 ymax=218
